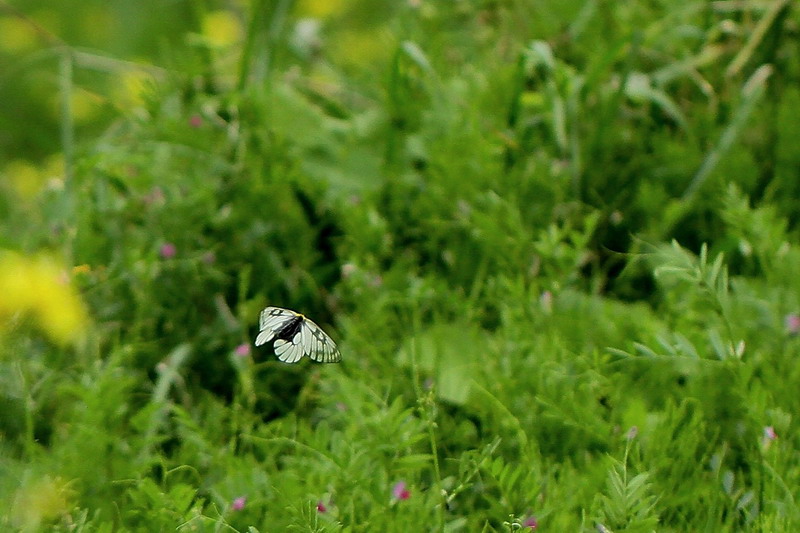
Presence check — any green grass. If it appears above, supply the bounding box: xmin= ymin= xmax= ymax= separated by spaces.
xmin=1 ymin=0 xmax=800 ymax=531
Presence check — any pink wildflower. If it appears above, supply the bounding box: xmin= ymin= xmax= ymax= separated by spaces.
xmin=785 ymin=313 xmax=800 ymax=335
xmin=231 ymin=496 xmax=246 ymax=511
xmin=159 ymin=242 xmax=177 ymax=259
xmin=764 ymin=426 xmax=778 ymax=440
xmin=392 ymin=481 xmax=410 ymax=501
xmin=316 ymin=501 xmax=327 ymax=513
xmin=189 ymin=114 xmax=203 ymax=128
xmin=762 ymin=426 xmax=778 ymax=450
xmin=522 ymin=515 xmax=538 ymax=529
xmin=235 ymin=343 xmax=251 ymax=357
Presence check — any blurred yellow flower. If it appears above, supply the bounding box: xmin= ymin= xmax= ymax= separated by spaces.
xmin=72 ymin=264 xmax=91 ymax=275
xmin=0 ymin=16 xmax=38 ymax=53
xmin=12 ymin=475 xmax=74 ymax=531
xmin=296 ymin=0 xmax=346 ymax=18
xmin=332 ymin=28 xmax=391 ymax=68
xmin=202 ymin=10 xmax=243 ymax=48
xmin=71 ymin=88 xmax=102 ymax=124
xmin=520 ymin=90 xmax=545 ymax=110
xmin=4 ymin=160 xmax=45 ymax=200
xmin=111 ymin=70 xmax=152 ymax=109
xmin=0 ymin=253 xmax=88 ymax=345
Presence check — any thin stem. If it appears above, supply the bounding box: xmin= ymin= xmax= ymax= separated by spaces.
xmin=59 ymin=48 xmax=75 ymax=265
xmin=409 ymin=310 xmax=445 ymax=530
xmin=59 ymin=50 xmax=74 ymax=188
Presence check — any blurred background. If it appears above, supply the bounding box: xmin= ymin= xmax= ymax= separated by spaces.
xmin=1 ymin=0 xmax=799 ymax=530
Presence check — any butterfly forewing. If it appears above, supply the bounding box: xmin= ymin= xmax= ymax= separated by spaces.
xmin=254 ymin=306 xmax=341 ymax=363
xmin=259 ymin=307 xmax=296 ymax=329
xmin=255 ymin=307 xmax=296 ymax=346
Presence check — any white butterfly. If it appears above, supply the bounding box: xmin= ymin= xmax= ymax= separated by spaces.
xmin=254 ymin=306 xmax=341 ymax=363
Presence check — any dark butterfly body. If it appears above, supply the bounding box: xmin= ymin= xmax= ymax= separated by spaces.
xmin=274 ymin=314 xmax=303 ymax=342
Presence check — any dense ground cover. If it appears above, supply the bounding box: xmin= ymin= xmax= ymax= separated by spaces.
xmin=1 ymin=0 xmax=799 ymax=531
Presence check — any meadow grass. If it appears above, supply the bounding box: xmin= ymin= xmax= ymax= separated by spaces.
xmin=1 ymin=0 xmax=800 ymax=531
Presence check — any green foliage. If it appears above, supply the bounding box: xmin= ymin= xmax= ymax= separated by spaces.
xmin=2 ymin=0 xmax=800 ymax=531
xmin=594 ymin=447 xmax=659 ymax=532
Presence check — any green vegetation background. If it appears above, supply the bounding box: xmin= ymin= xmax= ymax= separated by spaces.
xmin=1 ymin=0 xmax=799 ymax=531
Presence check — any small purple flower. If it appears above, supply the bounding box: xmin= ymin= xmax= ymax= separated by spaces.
xmin=392 ymin=481 xmax=410 ymax=501
xmin=160 ymin=242 xmax=177 ymax=259
xmin=235 ymin=343 xmax=251 ymax=357
xmin=189 ymin=114 xmax=203 ymax=128
xmin=785 ymin=313 xmax=800 ymax=335
xmin=522 ymin=515 xmax=538 ymax=530
xmin=316 ymin=501 xmax=327 ymax=513
xmin=626 ymin=425 xmax=639 ymax=440
xmin=231 ymin=496 xmax=246 ymax=511
xmin=761 ymin=426 xmax=778 ymax=450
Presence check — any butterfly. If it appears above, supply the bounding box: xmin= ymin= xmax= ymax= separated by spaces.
xmin=254 ymin=306 xmax=341 ymax=363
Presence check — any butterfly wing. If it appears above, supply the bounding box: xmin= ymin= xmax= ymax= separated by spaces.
xmin=255 ymin=306 xmax=341 ymax=363
xmin=255 ymin=307 xmax=296 ymax=346
xmin=301 ymin=317 xmax=342 ymax=363
xmin=274 ymin=336 xmax=305 ymax=363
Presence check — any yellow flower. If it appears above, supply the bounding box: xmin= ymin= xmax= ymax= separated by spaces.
xmin=71 ymin=88 xmax=102 ymax=124
xmin=202 ymin=10 xmax=243 ymax=48
xmin=111 ymin=70 xmax=152 ymax=109
xmin=331 ymin=28 xmax=391 ymax=69
xmin=71 ymin=264 xmax=91 ymax=275
xmin=12 ymin=475 xmax=74 ymax=531
xmin=4 ymin=160 xmax=45 ymax=200
xmin=296 ymin=0 xmax=346 ymax=18
xmin=0 ymin=252 xmax=88 ymax=345
xmin=0 ymin=16 xmax=38 ymax=53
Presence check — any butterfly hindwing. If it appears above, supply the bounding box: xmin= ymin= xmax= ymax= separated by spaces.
xmin=275 ymin=335 xmax=303 ymax=364
xmin=255 ymin=306 xmax=341 ymax=363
